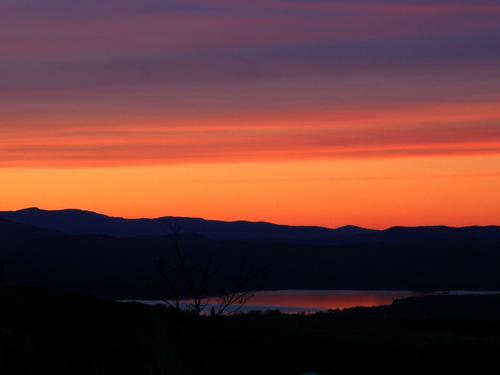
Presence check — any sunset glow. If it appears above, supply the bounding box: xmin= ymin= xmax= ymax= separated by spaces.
xmin=2 ymin=0 xmax=500 ymax=228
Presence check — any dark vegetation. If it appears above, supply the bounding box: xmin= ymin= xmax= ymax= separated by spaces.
xmin=2 ymin=286 xmax=500 ymax=375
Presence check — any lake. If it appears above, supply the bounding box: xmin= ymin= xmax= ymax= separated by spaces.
xmin=122 ymin=290 xmax=500 ymax=314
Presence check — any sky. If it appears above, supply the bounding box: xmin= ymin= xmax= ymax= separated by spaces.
xmin=1 ymin=0 xmax=500 ymax=228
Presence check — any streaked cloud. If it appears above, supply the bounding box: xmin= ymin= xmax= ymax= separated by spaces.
xmin=1 ymin=0 xmax=499 ymax=167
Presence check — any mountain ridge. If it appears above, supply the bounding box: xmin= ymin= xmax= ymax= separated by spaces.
xmin=12 ymin=207 xmax=368 ymax=230
xmin=1 ymin=216 xmax=500 ymax=298
xmin=0 ymin=207 xmax=376 ymax=244
xmin=1 ymin=207 xmax=500 ymax=245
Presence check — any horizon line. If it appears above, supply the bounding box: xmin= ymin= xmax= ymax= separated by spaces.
xmin=3 ymin=206 xmax=500 ymax=232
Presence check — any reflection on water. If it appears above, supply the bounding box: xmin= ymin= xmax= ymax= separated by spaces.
xmin=245 ymin=290 xmax=422 ymax=312
xmin=123 ymin=290 xmax=500 ymax=314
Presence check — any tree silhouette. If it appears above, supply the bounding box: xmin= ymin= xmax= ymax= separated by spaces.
xmin=158 ymin=220 xmax=256 ymax=316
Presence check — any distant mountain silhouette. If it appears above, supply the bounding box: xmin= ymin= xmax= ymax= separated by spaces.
xmin=1 ymin=207 xmax=500 ymax=245
xmin=1 ymin=212 xmax=500 ymax=298
xmin=0 ymin=207 xmax=374 ymax=245
xmin=352 ymin=225 xmax=500 ymax=243
xmin=0 ymin=218 xmax=63 ymax=242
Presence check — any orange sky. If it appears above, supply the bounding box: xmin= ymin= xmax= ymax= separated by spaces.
xmin=1 ymin=1 xmax=500 ymax=228
xmin=2 ymin=101 xmax=500 ymax=228
xmin=2 ymin=155 xmax=500 ymax=229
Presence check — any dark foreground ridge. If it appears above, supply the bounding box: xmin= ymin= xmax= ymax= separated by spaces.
xmin=1 ymin=286 xmax=500 ymax=375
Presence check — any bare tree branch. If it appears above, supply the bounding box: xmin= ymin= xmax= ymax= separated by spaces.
xmin=157 ymin=219 xmax=260 ymax=316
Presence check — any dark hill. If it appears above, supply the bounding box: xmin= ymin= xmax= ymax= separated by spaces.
xmin=1 ymin=208 xmax=500 ymax=298
xmin=2 ymin=286 xmax=500 ymax=375
xmin=2 ymin=207 xmax=500 ymax=245
xmin=0 ymin=207 xmax=374 ymax=244
xmin=0 ymin=218 xmax=64 ymax=242
xmin=1 ymin=227 xmax=500 ymax=298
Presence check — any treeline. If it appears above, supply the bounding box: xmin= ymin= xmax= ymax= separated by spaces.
xmin=2 ymin=286 xmax=500 ymax=375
